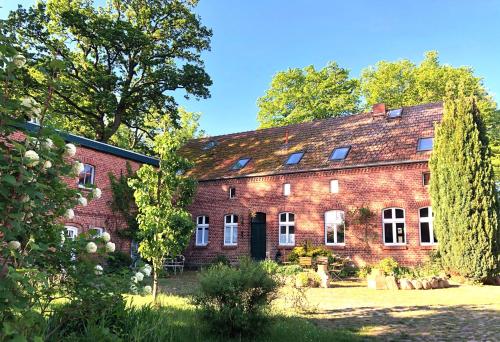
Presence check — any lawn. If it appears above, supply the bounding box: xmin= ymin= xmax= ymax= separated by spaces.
xmin=150 ymin=271 xmax=500 ymax=342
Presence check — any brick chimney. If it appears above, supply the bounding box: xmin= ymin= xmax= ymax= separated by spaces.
xmin=372 ymin=103 xmax=386 ymax=119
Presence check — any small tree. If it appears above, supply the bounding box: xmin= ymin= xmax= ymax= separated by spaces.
xmin=429 ymin=87 xmax=499 ymax=282
xmin=129 ymin=114 xmax=197 ymax=302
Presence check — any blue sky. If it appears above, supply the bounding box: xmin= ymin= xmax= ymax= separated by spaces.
xmin=2 ymin=1 xmax=499 ymax=136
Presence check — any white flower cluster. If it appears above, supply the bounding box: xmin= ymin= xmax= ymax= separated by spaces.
xmin=8 ymin=240 xmax=21 ymax=250
xmin=129 ymin=264 xmax=152 ymax=295
xmin=24 ymin=150 xmax=39 ymax=167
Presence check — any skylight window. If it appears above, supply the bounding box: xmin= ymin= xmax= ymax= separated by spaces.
xmin=285 ymin=152 xmax=304 ymax=165
xmin=417 ymin=138 xmax=433 ymax=151
xmin=387 ymin=108 xmax=402 ymax=118
xmin=230 ymin=158 xmax=251 ymax=170
xmin=329 ymin=147 xmax=350 ymax=161
xmin=202 ymin=140 xmax=218 ymax=150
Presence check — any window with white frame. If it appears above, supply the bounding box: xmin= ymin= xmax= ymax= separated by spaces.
xmin=419 ymin=207 xmax=437 ymax=245
xmin=279 ymin=212 xmax=295 ymax=246
xmin=78 ymin=164 xmax=95 ymax=188
xmin=196 ymin=216 xmax=209 ymax=246
xmin=325 ymin=210 xmax=345 ymax=245
xmin=65 ymin=226 xmax=78 ymax=240
xmin=89 ymin=227 xmax=104 ymax=237
xmin=330 ymin=179 xmax=339 ymax=193
xmin=382 ymin=208 xmax=406 ymax=245
xmin=283 ymin=183 xmax=291 ymax=196
xmin=224 ymin=214 xmax=238 ymax=246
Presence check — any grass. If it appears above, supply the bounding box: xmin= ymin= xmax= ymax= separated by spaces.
xmin=125 ymin=293 xmax=365 ymax=342
xmin=152 ymin=272 xmax=500 ymax=341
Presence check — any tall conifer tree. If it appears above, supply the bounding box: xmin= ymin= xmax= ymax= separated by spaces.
xmin=430 ymin=87 xmax=499 ymax=281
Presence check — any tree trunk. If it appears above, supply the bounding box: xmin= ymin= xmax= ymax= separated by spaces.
xmin=152 ymin=267 xmax=158 ymax=304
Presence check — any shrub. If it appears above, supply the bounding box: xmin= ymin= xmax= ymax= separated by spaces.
xmin=107 ymin=250 xmax=133 ymax=272
xmin=295 ymin=271 xmax=321 ymax=288
xmin=209 ymin=254 xmax=231 ymax=267
xmin=276 ymin=264 xmax=303 ymax=276
xmin=376 ymin=257 xmax=399 ymax=275
xmin=193 ymin=257 xmax=278 ymax=337
xmin=356 ymin=265 xmax=372 ymax=279
xmin=287 ymin=242 xmax=333 ymax=263
xmin=260 ymin=259 xmax=280 ymax=275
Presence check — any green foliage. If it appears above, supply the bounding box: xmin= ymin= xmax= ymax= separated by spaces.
xmin=275 ymin=264 xmax=303 ymax=277
xmin=106 ymin=250 xmax=133 ymax=272
xmin=257 ymin=62 xmax=359 ymax=128
xmin=287 ymin=241 xmax=333 ymax=263
xmin=295 ymin=271 xmax=321 ymax=288
xmin=356 ymin=265 xmax=372 ymax=279
xmin=108 ymin=162 xmax=139 ymax=240
xmin=4 ymin=0 xmax=212 ymax=146
xmin=260 ymin=259 xmax=280 ymax=275
xmin=375 ymin=257 xmax=400 ymax=276
xmin=193 ymin=258 xmax=278 ymax=338
xmin=129 ymin=112 xmax=198 ymax=302
xmin=429 ymin=90 xmax=500 ymax=281
xmin=209 ymin=254 xmax=231 ymax=267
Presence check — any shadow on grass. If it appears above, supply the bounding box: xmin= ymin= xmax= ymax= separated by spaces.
xmin=126 ymin=295 xmax=369 ymax=342
xmin=309 ymin=304 xmax=500 ymax=341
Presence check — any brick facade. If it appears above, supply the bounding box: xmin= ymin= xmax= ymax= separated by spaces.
xmin=184 ymin=161 xmax=436 ymax=267
xmin=62 ymin=145 xmax=142 ymax=254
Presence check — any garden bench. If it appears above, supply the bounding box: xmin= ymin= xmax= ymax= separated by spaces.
xmin=163 ymin=255 xmax=185 ymax=274
xmin=299 ymin=256 xmax=313 ymax=268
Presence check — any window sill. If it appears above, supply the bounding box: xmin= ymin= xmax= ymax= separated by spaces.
xmin=222 ymin=245 xmax=238 ymax=250
xmin=194 ymin=244 xmax=209 ymax=249
xmin=419 ymin=244 xmax=437 ymax=250
xmin=383 ymin=245 xmax=408 ymax=250
xmin=325 ymin=244 xmax=346 ymax=248
xmin=78 ymin=185 xmax=94 ymax=191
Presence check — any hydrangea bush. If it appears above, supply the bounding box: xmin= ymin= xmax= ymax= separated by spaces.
xmin=0 ymin=37 xmax=149 ymax=340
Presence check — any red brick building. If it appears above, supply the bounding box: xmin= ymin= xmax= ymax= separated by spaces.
xmin=21 ymin=123 xmax=159 ymax=254
xmin=181 ymin=102 xmax=442 ymax=267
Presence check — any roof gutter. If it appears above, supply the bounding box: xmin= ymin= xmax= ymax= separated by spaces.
xmin=197 ymin=159 xmax=429 ymax=183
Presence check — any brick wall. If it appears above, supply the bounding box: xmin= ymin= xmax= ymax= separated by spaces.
xmin=185 ymin=162 xmax=436 ymax=267
xmin=62 ymin=146 xmax=142 ymax=254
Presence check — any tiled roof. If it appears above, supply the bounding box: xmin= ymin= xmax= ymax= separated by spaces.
xmin=181 ymin=102 xmax=443 ymax=181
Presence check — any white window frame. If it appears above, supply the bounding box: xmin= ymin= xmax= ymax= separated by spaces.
xmin=279 ymin=212 xmax=295 ymax=246
xmin=330 ymin=179 xmax=339 ymax=193
xmin=283 ymin=183 xmax=291 ymax=196
xmin=196 ymin=216 xmax=209 ymax=246
xmin=224 ymin=214 xmax=238 ymax=246
xmin=78 ymin=163 xmax=95 ymax=189
xmin=65 ymin=226 xmax=78 ymax=240
xmin=89 ymin=227 xmax=104 ymax=237
xmin=382 ymin=208 xmax=406 ymax=246
xmin=419 ymin=207 xmax=437 ymax=245
xmin=325 ymin=210 xmax=345 ymax=245
xmin=229 ymin=187 xmax=236 ymax=199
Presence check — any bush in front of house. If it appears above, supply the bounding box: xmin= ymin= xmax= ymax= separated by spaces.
xmin=287 ymin=241 xmax=333 ymax=263
xmin=375 ymin=257 xmax=400 ymax=275
xmin=193 ymin=257 xmax=278 ymax=337
xmin=295 ymin=271 xmax=322 ymax=288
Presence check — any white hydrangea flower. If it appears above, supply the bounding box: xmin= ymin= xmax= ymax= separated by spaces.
xmin=13 ymin=54 xmax=26 ymax=68
xmin=43 ymin=160 xmax=52 ymax=170
xmin=64 ymin=143 xmax=77 ymax=158
xmin=24 ymin=150 xmax=39 ymax=167
xmin=20 ymin=195 xmax=30 ymax=203
xmin=42 ymin=138 xmax=54 ymax=149
xmin=8 ymin=240 xmax=21 ymax=250
xmin=60 ymin=232 xmax=66 ymax=244
xmin=131 ymin=276 xmax=138 ymax=283
xmin=101 ymin=232 xmax=111 ymax=242
xmin=105 ymin=242 xmax=115 ymax=253
xmin=92 ymin=188 xmax=102 ymax=199
xmin=64 ymin=209 xmax=75 ymax=219
xmin=95 ymin=264 xmax=104 ymax=275
xmin=86 ymin=241 xmax=97 ymax=253
xmin=72 ymin=161 xmax=84 ymax=175
xmin=143 ymin=285 xmax=152 ymax=294
xmin=135 ymin=272 xmax=144 ymax=282
xmin=141 ymin=265 xmax=152 ymax=277
xmin=77 ymin=196 xmax=88 ymax=207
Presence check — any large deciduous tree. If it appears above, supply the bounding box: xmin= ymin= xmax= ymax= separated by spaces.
xmin=5 ymin=0 xmax=211 ymax=144
xmin=129 ymin=111 xmax=198 ymax=302
xmin=429 ymin=88 xmax=499 ymax=282
xmin=257 ymin=62 xmax=359 ymax=128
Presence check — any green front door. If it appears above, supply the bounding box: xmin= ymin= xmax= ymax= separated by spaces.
xmin=251 ymin=212 xmax=266 ymax=260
